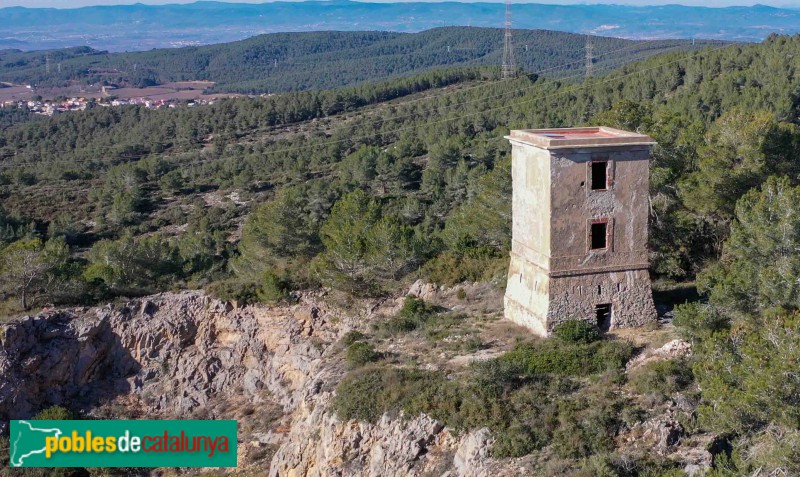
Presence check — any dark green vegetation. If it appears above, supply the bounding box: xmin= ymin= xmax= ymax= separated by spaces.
xmin=670 ymin=175 xmax=800 ymax=474
xmin=0 ymin=28 xmax=722 ymax=93
xmin=3 ymin=32 xmax=800 ymax=473
xmin=334 ymin=317 xmax=686 ymax=474
xmin=3 ymin=35 xmax=799 ymax=312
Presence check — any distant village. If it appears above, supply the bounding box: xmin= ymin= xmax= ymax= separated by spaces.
xmin=1 ymin=95 xmax=219 ymax=116
xmin=0 ymin=81 xmax=242 ymax=116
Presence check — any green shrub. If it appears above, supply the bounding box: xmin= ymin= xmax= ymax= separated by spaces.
xmin=422 ymin=251 xmax=507 ymax=286
xmin=333 ymin=366 xmax=459 ymax=423
xmin=498 ymin=340 xmax=634 ymax=377
xmin=206 ymin=279 xmax=259 ymax=305
xmin=492 ymin=423 xmax=546 ymax=458
xmin=341 ymin=330 xmax=367 ymax=346
xmin=346 ymin=341 xmax=382 ymax=368
xmin=551 ymin=393 xmax=623 ymax=459
xmin=628 ymin=359 xmax=694 ymax=397
xmin=257 ymin=270 xmax=291 ymax=304
xmin=470 ymin=358 xmax=526 ymax=398
xmin=34 ymin=405 xmax=74 ymax=420
xmin=673 ymin=301 xmax=730 ymax=342
xmin=383 ymin=296 xmax=441 ymax=333
xmin=580 ymin=454 xmax=684 ymax=477
xmin=553 ymin=320 xmax=601 ymax=344
xmin=334 ymin=339 xmax=638 ymax=462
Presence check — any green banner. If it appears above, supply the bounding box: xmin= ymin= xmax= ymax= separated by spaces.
xmin=9 ymin=420 xmax=237 ymax=468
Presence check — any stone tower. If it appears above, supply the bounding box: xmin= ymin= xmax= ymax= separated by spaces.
xmin=504 ymin=127 xmax=658 ymax=336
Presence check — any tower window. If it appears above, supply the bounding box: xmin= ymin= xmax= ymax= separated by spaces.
xmin=591 ymin=161 xmax=609 ymax=190
xmin=590 ymin=221 xmax=608 ymax=250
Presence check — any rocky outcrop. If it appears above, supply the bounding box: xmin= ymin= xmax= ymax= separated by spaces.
xmin=0 ymin=289 xmax=714 ymax=476
xmin=270 ymin=392 xmax=500 ymax=477
xmin=626 ymin=339 xmax=692 ymax=372
xmin=0 ymin=290 xmax=507 ymax=475
xmin=450 ymin=428 xmax=494 ymax=477
xmin=0 ymin=291 xmax=340 ymax=431
xmin=0 ymin=310 xmax=139 ymax=426
xmin=271 ymin=408 xmax=453 ymax=477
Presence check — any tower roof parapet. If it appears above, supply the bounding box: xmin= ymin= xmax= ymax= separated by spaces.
xmin=506 ymin=127 xmax=656 ymax=150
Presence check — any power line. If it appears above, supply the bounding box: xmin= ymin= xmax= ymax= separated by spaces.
xmin=0 ymin=42 xmax=739 ymax=171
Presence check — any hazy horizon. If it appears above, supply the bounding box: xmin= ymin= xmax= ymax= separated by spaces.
xmin=1 ymin=0 xmax=799 ymax=9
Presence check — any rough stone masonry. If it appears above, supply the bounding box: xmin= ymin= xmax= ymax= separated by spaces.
xmin=504 ymin=127 xmax=658 ymax=336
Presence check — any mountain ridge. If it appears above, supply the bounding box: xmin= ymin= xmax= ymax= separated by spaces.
xmin=0 ymin=1 xmax=796 ymax=51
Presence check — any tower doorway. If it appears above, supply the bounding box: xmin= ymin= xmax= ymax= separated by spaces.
xmin=596 ymin=303 xmax=612 ymax=332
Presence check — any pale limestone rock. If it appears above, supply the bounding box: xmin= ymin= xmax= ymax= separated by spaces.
xmin=626 ymin=339 xmax=692 ymax=372
xmin=407 ymin=279 xmax=437 ymax=301
xmin=0 ymin=291 xmax=338 ymax=430
xmin=453 ymin=428 xmax=493 ymax=477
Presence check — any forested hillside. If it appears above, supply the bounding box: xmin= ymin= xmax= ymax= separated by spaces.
xmin=0 ymin=28 xmax=723 ymax=93
xmin=3 ymin=34 xmax=800 ymax=474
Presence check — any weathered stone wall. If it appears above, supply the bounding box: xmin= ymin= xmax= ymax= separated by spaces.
xmin=549 ymin=146 xmax=652 ymax=272
xmin=546 ymin=269 xmax=657 ymax=330
xmin=504 ymin=132 xmax=658 ymax=335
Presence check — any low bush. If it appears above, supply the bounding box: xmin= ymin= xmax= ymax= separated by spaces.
xmin=341 ymin=330 xmax=367 ymax=346
xmin=553 ymin=320 xmax=601 ymax=344
xmin=346 ymin=341 xmax=382 ymax=368
xmin=257 ymin=270 xmax=291 ymax=304
xmin=383 ymin=296 xmax=442 ymax=333
xmin=333 ymin=366 xmax=460 ymax=423
xmin=673 ymin=301 xmax=730 ymax=342
xmin=334 ymin=336 xmax=639 ymax=461
xmin=552 ymin=392 xmax=623 ymax=459
xmin=627 ymin=359 xmax=694 ymax=397
xmin=422 ymin=251 xmax=507 ymax=286
xmin=206 ymin=279 xmax=259 ymax=305
xmin=579 ymin=453 xmax=684 ymax=477
xmin=498 ymin=340 xmax=634 ymax=377
xmin=33 ymin=405 xmax=75 ymax=420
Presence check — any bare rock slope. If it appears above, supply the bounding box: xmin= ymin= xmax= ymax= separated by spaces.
xmin=0 ymin=290 xmax=509 ymax=475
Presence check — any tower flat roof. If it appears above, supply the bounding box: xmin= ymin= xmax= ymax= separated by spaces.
xmin=506 ymin=127 xmax=656 ymax=150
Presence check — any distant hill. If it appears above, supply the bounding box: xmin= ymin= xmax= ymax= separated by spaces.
xmin=0 ymin=28 xmax=724 ymax=94
xmin=0 ymin=1 xmax=795 ymax=52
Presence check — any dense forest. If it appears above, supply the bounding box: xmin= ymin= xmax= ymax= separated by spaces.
xmin=0 ymin=28 xmax=723 ymax=93
xmin=3 ymin=33 xmax=800 ymax=474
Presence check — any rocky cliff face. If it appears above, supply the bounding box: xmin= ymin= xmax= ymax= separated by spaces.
xmin=267 ymin=376 xmax=502 ymax=477
xmin=0 ymin=288 xmax=714 ymax=476
xmin=0 ymin=290 xmax=513 ymax=474
xmin=0 ymin=291 xmax=338 ymax=425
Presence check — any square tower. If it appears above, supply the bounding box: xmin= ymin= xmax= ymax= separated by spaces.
xmin=504 ymin=127 xmax=658 ymax=336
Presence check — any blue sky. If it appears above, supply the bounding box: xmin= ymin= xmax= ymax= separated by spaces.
xmin=1 ymin=0 xmax=799 ymax=7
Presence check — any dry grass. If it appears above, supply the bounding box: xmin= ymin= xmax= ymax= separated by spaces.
xmin=608 ymin=323 xmax=678 ymax=350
